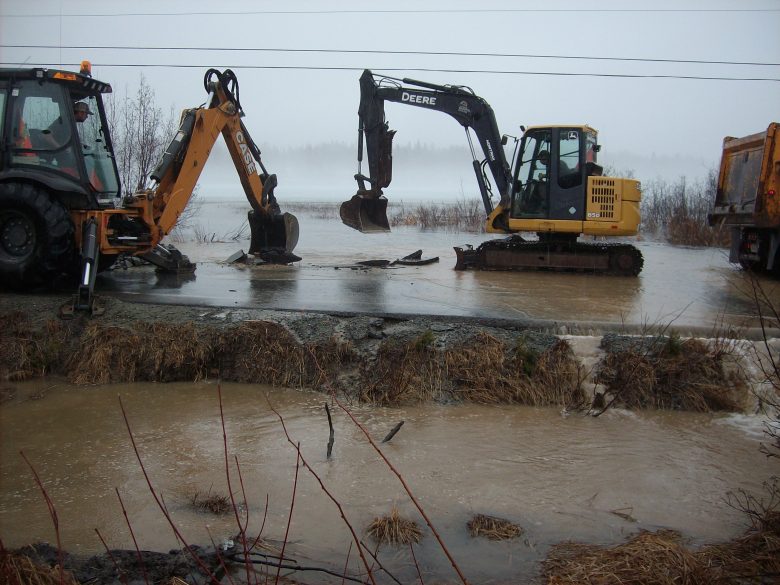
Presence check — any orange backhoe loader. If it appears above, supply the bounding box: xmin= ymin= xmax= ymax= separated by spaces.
xmin=0 ymin=63 xmax=299 ymax=312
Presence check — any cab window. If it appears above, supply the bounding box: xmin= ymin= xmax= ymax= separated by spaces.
xmin=10 ymin=80 xmax=80 ymax=177
xmin=0 ymin=88 xmax=6 ymax=138
xmin=511 ymin=130 xmax=552 ymax=218
xmin=557 ymin=129 xmax=581 ymax=189
xmin=77 ymin=94 xmax=119 ymax=197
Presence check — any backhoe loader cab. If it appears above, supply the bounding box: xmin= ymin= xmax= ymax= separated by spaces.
xmin=1 ymin=67 xmax=120 ymax=210
xmin=0 ymin=65 xmax=120 ymax=285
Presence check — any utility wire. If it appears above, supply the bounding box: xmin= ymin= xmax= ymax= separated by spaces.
xmin=3 ymin=8 xmax=779 ymax=17
xmin=4 ymin=44 xmax=778 ymax=67
xmin=1 ymin=62 xmax=777 ymax=82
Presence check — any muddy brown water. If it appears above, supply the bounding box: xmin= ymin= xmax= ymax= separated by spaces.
xmin=1 ymin=379 xmax=777 ymax=583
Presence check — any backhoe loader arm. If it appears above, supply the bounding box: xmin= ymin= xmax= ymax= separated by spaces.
xmin=356 ymin=70 xmax=513 ymax=208
xmin=139 ymin=69 xmax=298 ymax=254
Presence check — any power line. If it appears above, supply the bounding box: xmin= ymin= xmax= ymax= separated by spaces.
xmin=2 ymin=61 xmax=778 ymax=82
xmin=4 ymin=44 xmax=777 ymax=68
xmin=3 ymin=8 xmax=779 ymax=17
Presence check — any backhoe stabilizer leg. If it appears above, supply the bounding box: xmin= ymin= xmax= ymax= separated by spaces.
xmin=61 ymin=218 xmax=103 ymax=318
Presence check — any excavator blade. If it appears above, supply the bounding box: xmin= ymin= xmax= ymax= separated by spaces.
xmin=340 ymin=193 xmax=390 ymax=233
xmin=248 ymin=210 xmax=300 ymax=258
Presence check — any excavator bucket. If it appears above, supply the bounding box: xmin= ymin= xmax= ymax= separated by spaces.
xmin=340 ymin=193 xmax=390 ymax=233
xmin=248 ymin=211 xmax=300 ymax=261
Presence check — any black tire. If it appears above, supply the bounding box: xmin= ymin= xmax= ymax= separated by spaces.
xmin=0 ymin=182 xmax=75 ymax=287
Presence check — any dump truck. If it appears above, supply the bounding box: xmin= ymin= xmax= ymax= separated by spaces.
xmin=709 ymin=122 xmax=780 ymax=272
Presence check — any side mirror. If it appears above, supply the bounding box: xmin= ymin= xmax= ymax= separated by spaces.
xmin=501 ymin=135 xmax=508 ymax=146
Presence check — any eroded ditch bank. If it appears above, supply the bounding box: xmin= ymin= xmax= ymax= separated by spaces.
xmin=0 ymin=294 xmax=773 ymax=411
xmin=1 ymin=293 xmax=779 ymax=584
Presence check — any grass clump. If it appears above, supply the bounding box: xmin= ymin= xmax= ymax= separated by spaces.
xmin=468 ymin=514 xmax=523 ymax=540
xmin=542 ymin=529 xmax=702 ymax=585
xmin=0 ymin=312 xmax=70 ymax=381
xmin=366 ymin=507 xmax=423 ymax=546
xmin=543 ymin=479 xmax=780 ymax=584
xmin=68 ymin=322 xmax=210 ymax=384
xmin=190 ymin=490 xmax=231 ymax=515
xmin=360 ymin=330 xmax=586 ymax=407
xmin=0 ymin=550 xmax=79 ymax=585
xmin=595 ymin=333 xmax=745 ymax=412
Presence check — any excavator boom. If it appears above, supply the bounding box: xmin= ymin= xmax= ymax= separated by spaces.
xmin=342 ymin=69 xmax=513 ymax=233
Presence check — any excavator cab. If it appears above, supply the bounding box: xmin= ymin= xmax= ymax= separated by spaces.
xmin=509 ymin=126 xmax=595 ymax=223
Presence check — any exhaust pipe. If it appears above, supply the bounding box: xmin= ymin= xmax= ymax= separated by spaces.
xmin=340 ymin=192 xmax=390 ymax=233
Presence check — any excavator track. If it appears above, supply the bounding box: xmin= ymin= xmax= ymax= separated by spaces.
xmin=454 ymin=236 xmax=644 ymax=276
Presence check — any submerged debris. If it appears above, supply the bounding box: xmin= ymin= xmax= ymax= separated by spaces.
xmin=468 ymin=514 xmax=523 ymax=540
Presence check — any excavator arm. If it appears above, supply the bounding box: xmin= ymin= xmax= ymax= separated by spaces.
xmin=342 ymin=69 xmax=514 ymax=232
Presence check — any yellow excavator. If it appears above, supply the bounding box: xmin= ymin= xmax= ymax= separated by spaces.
xmin=0 ymin=64 xmax=299 ymax=312
xmin=341 ymin=69 xmax=643 ymax=275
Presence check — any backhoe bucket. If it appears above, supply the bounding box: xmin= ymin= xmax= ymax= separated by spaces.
xmin=248 ymin=211 xmax=300 ymax=255
xmin=340 ymin=193 xmax=390 ymax=233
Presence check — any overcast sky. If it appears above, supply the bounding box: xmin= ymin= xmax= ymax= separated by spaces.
xmin=1 ymin=0 xmax=779 ymax=197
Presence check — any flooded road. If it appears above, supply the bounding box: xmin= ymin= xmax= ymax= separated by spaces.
xmin=1 ymin=380 xmax=777 ymax=583
xmin=95 ymin=201 xmax=779 ymax=331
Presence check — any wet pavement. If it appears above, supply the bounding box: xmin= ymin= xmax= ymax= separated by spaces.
xmin=95 ymin=208 xmax=779 ymax=332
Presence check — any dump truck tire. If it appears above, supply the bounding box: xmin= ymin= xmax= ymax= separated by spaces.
xmin=0 ymin=182 xmax=74 ymax=287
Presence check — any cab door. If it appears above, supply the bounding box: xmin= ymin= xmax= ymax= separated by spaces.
xmin=547 ymin=128 xmax=586 ymax=221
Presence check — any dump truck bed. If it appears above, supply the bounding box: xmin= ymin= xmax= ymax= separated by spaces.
xmin=710 ymin=122 xmax=780 ymax=229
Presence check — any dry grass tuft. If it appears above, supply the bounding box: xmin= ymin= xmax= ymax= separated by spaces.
xmin=359 ymin=335 xmax=444 ymax=404
xmin=544 ymin=481 xmax=780 ymax=584
xmin=468 ymin=514 xmax=523 ymax=540
xmin=190 ymin=490 xmax=231 ymax=515
xmin=596 ymin=335 xmax=745 ymax=412
xmin=543 ymin=530 xmax=704 ymax=585
xmin=366 ymin=507 xmax=423 ymax=546
xmin=0 ymin=551 xmax=78 ymax=585
xmin=66 ymin=320 xmax=352 ymax=388
xmin=360 ymin=331 xmax=585 ymax=406
xmin=68 ymin=322 xmax=210 ymax=384
xmin=215 ymin=321 xmax=307 ymax=386
xmin=453 ymin=334 xmax=583 ymax=405
xmin=0 ymin=312 xmax=69 ymax=381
